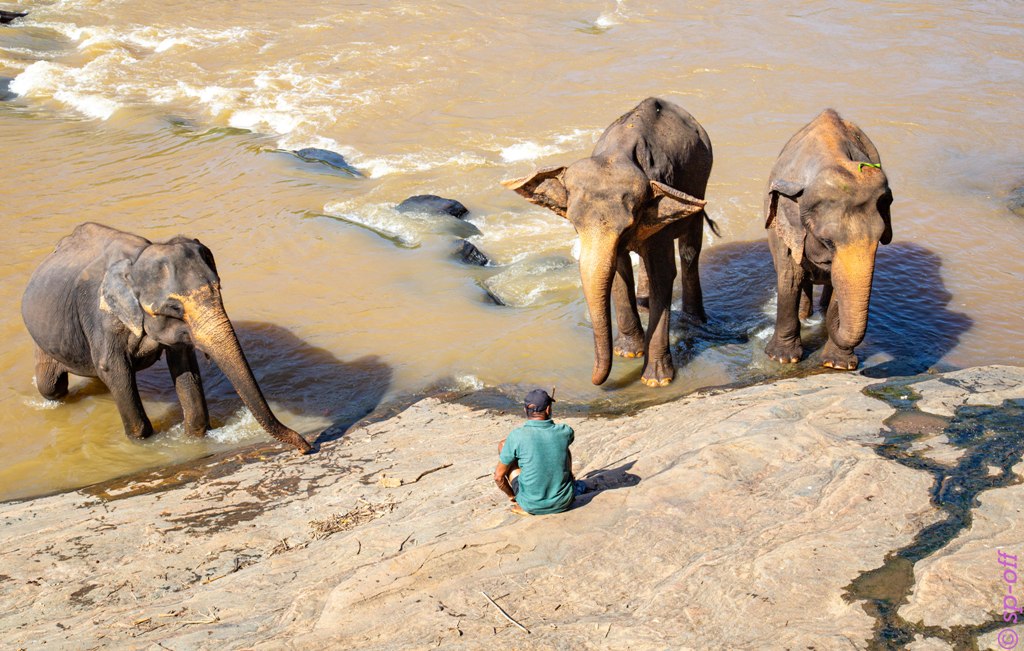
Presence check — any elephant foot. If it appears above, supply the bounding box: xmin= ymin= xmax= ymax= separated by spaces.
xmin=821 ymin=342 xmax=859 ymax=370
xmin=124 ymin=422 xmax=154 ymax=440
xmin=641 ymin=357 xmax=675 ymax=387
xmin=765 ymin=336 xmax=803 ymax=364
xmin=614 ymin=333 xmax=645 ymax=358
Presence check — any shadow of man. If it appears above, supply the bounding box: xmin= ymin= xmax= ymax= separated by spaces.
xmin=573 ymin=460 xmax=641 ymax=508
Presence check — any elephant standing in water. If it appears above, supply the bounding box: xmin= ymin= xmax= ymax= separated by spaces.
xmin=21 ymin=223 xmax=312 ymax=453
xmin=503 ymin=98 xmax=716 ymax=387
xmin=764 ymin=109 xmax=893 ymax=369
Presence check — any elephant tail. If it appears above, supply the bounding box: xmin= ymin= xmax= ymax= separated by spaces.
xmin=703 ymin=211 xmax=721 ymax=238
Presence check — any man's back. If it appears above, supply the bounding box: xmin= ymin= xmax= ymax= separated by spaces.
xmin=500 ymin=419 xmax=575 ymax=515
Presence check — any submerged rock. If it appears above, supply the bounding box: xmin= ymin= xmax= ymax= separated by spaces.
xmin=0 ymin=77 xmax=15 ymax=102
xmin=1009 ymin=186 xmax=1024 ymax=217
xmin=396 ymin=195 xmax=468 ymax=219
xmin=0 ymin=10 xmax=27 ymax=24
xmin=292 ymin=148 xmax=362 ymax=177
xmin=452 ymin=239 xmax=489 ymax=266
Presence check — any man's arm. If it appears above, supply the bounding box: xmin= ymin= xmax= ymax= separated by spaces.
xmin=494 ymin=460 xmax=515 ymax=500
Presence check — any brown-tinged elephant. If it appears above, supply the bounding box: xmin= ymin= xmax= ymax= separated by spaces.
xmin=503 ymin=98 xmax=716 ymax=387
xmin=763 ymin=109 xmax=893 ymax=370
xmin=21 ymin=223 xmax=312 ymax=453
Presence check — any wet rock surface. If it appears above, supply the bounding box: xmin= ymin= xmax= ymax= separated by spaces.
xmin=451 ymin=238 xmax=489 ymax=266
xmin=0 ymin=9 xmax=27 ymax=24
xmin=1 ymin=366 xmax=1021 ymax=649
xmin=1009 ymin=186 xmax=1024 ymax=217
xmin=0 ymin=77 xmax=15 ymax=101
xmin=291 ymin=147 xmax=362 ymax=176
xmin=396 ymin=194 xmax=468 ymax=219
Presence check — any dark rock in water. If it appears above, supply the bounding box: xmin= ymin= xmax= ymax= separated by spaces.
xmin=452 ymin=239 xmax=489 ymax=266
xmin=1009 ymin=186 xmax=1024 ymax=217
xmin=482 ymin=288 xmax=505 ymax=306
xmin=292 ymin=148 xmax=362 ymax=177
xmin=396 ymin=195 xmax=468 ymax=219
xmin=0 ymin=77 xmax=16 ymax=102
xmin=0 ymin=10 xmax=28 ymax=24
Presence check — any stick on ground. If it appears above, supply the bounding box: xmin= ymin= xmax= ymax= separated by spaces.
xmin=481 ymin=591 xmax=530 ymax=634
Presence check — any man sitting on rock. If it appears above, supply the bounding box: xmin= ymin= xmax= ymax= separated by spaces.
xmin=494 ymin=389 xmax=584 ymax=516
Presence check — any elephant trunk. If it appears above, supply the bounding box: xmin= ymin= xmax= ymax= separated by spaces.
xmin=829 ymin=241 xmax=878 ymax=351
xmin=578 ymin=231 xmax=619 ymax=385
xmin=183 ymin=288 xmax=312 ymax=454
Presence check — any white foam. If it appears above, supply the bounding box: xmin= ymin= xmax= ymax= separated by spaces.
xmin=23 ymin=397 xmax=62 ymax=410
xmin=355 ymin=151 xmax=488 ymax=178
xmin=454 ymin=375 xmax=484 ymax=391
xmin=11 ymin=59 xmax=121 ymax=119
xmin=595 ymin=0 xmax=629 ymax=27
xmin=206 ymin=409 xmax=262 ymax=445
xmin=322 ymin=200 xmax=420 ymax=246
xmin=229 ymin=108 xmax=302 ymax=135
xmin=499 ymin=128 xmax=598 ymax=163
xmin=54 ymin=89 xmax=119 ymax=119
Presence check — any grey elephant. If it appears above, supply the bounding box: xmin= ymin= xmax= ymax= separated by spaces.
xmin=21 ymin=223 xmax=312 ymax=453
xmin=503 ymin=98 xmax=715 ymax=387
xmin=763 ymin=109 xmax=893 ymax=369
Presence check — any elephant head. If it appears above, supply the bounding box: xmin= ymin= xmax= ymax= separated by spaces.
xmin=766 ymin=161 xmax=893 ymax=352
xmin=99 ymin=237 xmax=312 ymax=453
xmin=503 ymin=159 xmax=706 ymax=384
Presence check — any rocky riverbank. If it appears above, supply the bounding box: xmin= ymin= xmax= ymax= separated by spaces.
xmin=2 ymin=366 xmax=1023 ymax=650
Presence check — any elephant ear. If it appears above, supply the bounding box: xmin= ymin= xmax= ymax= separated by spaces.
xmin=638 ymin=180 xmax=707 ymax=239
xmin=500 ymin=165 xmax=568 ymax=217
xmin=100 ymin=259 xmax=145 ymax=337
xmin=765 ymin=179 xmax=807 ymax=264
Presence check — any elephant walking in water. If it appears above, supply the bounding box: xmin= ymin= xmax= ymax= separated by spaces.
xmin=763 ymin=109 xmax=893 ymax=369
xmin=503 ymin=98 xmax=716 ymax=387
xmin=21 ymin=223 xmax=312 ymax=453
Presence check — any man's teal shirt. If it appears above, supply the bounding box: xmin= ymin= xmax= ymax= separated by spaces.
xmin=499 ymin=419 xmax=575 ymax=515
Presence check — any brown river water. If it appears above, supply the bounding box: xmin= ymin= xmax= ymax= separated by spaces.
xmin=1 ymin=1 xmax=1022 ymax=501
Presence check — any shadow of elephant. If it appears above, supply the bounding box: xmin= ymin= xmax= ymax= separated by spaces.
xmin=858 ymin=242 xmax=973 ymax=378
xmin=135 ymin=321 xmax=392 ymax=448
xmin=669 ymin=239 xmax=777 ymax=367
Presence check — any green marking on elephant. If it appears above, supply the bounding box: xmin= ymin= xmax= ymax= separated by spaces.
xmin=859 ymin=162 xmax=882 ymax=172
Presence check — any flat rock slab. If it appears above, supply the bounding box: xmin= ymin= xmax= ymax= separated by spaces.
xmin=1 ymin=368 xmax=1021 ymax=649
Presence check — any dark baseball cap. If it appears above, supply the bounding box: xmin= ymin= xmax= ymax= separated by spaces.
xmin=524 ymin=389 xmax=555 ymax=411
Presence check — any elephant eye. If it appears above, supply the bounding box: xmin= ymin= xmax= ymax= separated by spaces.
xmin=161 ymin=302 xmax=184 ymax=318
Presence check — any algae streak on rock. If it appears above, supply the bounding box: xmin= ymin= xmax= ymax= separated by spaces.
xmin=1 ymin=367 xmax=1022 ymax=649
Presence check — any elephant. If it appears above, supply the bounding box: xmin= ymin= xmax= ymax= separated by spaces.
xmin=503 ymin=97 xmax=716 ymax=387
xmin=763 ymin=109 xmax=893 ymax=370
xmin=21 ymin=223 xmax=312 ymax=453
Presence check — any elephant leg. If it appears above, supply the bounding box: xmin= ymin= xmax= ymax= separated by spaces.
xmin=94 ymin=349 xmax=153 ymax=440
xmin=34 ymin=347 xmax=69 ymax=400
xmin=678 ymin=215 xmax=707 ymax=324
xmin=765 ymin=257 xmax=805 ymax=364
xmin=640 ymin=241 xmax=677 ymax=387
xmin=819 ymin=282 xmax=833 ymax=316
xmin=798 ymin=280 xmax=814 ymax=321
xmin=167 ymin=346 xmax=210 ymax=437
xmin=612 ymin=251 xmax=644 ymax=358
xmin=635 ymin=259 xmax=650 ymax=312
